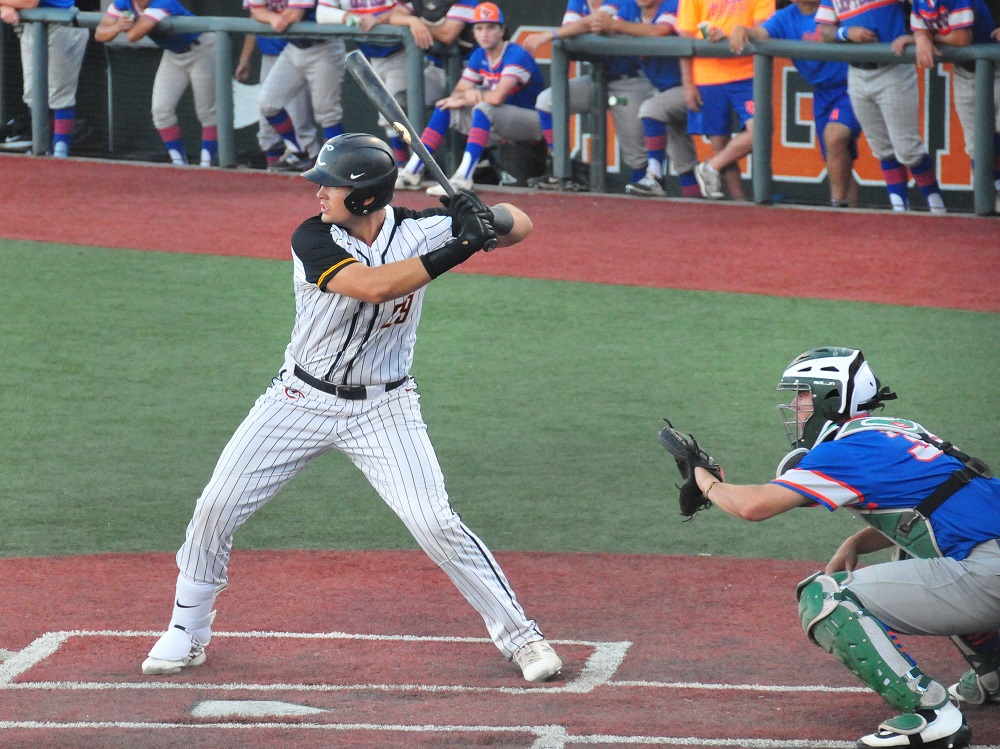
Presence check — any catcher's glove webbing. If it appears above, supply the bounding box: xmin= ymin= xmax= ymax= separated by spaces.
xmin=658 ymin=419 xmax=724 ymax=519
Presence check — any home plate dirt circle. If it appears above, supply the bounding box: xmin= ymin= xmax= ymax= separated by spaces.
xmin=1 ymin=550 xmax=997 ymax=749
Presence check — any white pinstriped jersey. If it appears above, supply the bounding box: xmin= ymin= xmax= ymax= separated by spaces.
xmin=286 ymin=206 xmax=452 ymax=386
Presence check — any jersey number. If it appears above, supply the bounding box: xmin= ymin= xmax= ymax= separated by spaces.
xmin=380 ymin=293 xmax=414 ymax=329
xmin=887 ymin=431 xmax=945 ymax=462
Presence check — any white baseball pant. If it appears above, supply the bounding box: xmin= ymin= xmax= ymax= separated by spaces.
xmin=258 ymin=39 xmax=346 ymax=129
xmin=847 ymin=64 xmax=926 ymax=166
xmin=174 ymin=372 xmax=543 ymax=659
xmin=371 ymin=51 xmax=446 ymax=141
xmin=151 ymin=34 xmax=217 ymax=129
xmin=951 ymin=64 xmax=1000 ymax=162
xmin=19 ymin=23 xmax=88 ymax=109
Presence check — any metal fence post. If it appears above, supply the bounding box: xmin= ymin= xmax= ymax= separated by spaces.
xmin=214 ymin=29 xmax=235 ymax=167
xmin=972 ymin=57 xmax=996 ymax=216
xmin=752 ymin=52 xmax=772 ymax=204
xmin=30 ymin=21 xmax=50 ymax=155
xmin=590 ymin=58 xmax=607 ymax=193
xmin=551 ymin=40 xmax=568 ymax=180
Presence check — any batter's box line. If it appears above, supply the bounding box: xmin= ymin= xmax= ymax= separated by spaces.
xmin=6 ymin=720 xmax=988 ymax=749
xmin=0 ymin=630 xmax=630 ymax=695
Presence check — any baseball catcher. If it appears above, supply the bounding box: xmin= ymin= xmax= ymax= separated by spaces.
xmin=658 ymin=419 xmax=724 ymax=519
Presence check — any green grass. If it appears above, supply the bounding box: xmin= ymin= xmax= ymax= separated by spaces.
xmin=2 ymin=240 xmax=997 ymax=561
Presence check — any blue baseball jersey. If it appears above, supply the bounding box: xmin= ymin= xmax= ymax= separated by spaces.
xmin=762 ymin=3 xmax=848 ymax=88
xmin=603 ymin=0 xmax=681 ymax=90
xmin=462 ymin=42 xmax=545 ymax=109
xmin=108 ymin=0 xmax=200 ymax=53
xmin=256 ymin=36 xmax=288 ymax=56
xmin=773 ymin=422 xmax=1000 ymax=561
xmin=563 ymin=0 xmax=641 ymax=80
xmin=910 ymin=0 xmax=998 ymax=44
xmin=816 ymin=0 xmax=908 ymax=41
xmin=320 ymin=0 xmax=403 ymax=57
xmin=40 ymin=0 xmax=77 ymax=8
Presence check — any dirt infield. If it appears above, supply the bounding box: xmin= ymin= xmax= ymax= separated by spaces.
xmin=3 ymin=154 xmax=998 ymax=311
xmin=2 ymin=156 xmax=999 ymax=748
xmin=2 ymin=550 xmax=997 ymax=749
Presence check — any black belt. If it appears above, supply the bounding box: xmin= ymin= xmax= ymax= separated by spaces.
xmin=175 ymin=38 xmax=200 ymax=54
xmin=289 ymin=39 xmax=323 ymax=49
xmin=851 ymin=62 xmax=885 ymax=70
xmin=293 ymin=365 xmax=406 ymax=400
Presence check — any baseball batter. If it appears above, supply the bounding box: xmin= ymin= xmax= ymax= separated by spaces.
xmin=95 ymin=0 xmax=218 ymax=166
xmin=817 ymin=0 xmax=947 ymax=212
xmin=1 ymin=0 xmax=88 ymax=157
xmin=141 ymin=133 xmax=563 ymax=685
xmin=677 ymin=347 xmax=1000 ymax=748
xmin=250 ymin=0 xmax=346 ymax=168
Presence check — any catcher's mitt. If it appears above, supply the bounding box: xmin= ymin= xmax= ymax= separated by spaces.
xmin=658 ymin=419 xmax=724 ymax=519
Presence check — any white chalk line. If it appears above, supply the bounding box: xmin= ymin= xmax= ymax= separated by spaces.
xmin=5 ymin=631 xmax=995 ymax=749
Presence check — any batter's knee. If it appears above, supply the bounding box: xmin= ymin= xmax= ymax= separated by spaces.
xmin=471 ymin=102 xmax=497 ymax=122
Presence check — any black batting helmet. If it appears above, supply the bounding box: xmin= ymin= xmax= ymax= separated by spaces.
xmin=302 ymin=133 xmax=398 ymax=216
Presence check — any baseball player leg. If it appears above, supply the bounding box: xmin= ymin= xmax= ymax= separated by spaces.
xmin=798 ymin=571 xmax=967 ymax=748
xmin=151 ymin=53 xmax=192 ymax=164
xmin=949 ymin=631 xmax=1000 ymax=705
xmin=823 ymin=121 xmax=858 ymax=206
xmin=627 ymin=96 xmax=668 ymax=196
xmin=610 ymin=77 xmax=656 ymax=183
xmin=45 ymin=25 xmax=88 ymax=156
xmin=874 ymin=67 xmax=945 ymax=213
xmin=848 ymin=70 xmax=908 ymax=209
xmin=303 ymin=40 xmax=346 ymax=138
xmin=373 ymin=53 xmax=416 ymax=164
xmin=259 ymin=50 xmax=309 ymax=153
xmin=661 ymin=85 xmax=700 ymax=197
xmin=341 ymin=390 xmax=557 ymax=676
xmin=257 ymin=55 xmax=286 ymax=165
xmin=186 ymin=36 xmax=218 ymax=166
xmin=143 ymin=383 xmax=334 ymax=675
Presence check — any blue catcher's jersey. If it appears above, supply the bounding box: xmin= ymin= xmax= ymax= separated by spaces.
xmin=605 ymin=0 xmax=682 ymax=91
xmin=41 ymin=0 xmax=78 ymax=9
xmin=761 ymin=3 xmax=849 ymax=88
xmin=773 ymin=421 xmax=1000 ymax=561
xmin=462 ymin=42 xmax=545 ymax=109
xmin=109 ymin=0 xmax=201 ymax=52
xmin=816 ymin=0 xmax=908 ymax=41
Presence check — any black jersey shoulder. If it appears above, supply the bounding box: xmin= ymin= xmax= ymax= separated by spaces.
xmin=393 ymin=205 xmax=451 ymax=223
xmin=291 ymin=215 xmax=359 ymax=288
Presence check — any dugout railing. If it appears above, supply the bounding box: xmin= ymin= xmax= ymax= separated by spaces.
xmin=554 ymin=34 xmax=1000 ymax=215
xmin=9 ymin=8 xmax=1000 ymax=215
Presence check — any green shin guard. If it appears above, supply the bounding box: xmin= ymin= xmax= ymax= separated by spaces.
xmin=797 ymin=573 xmax=947 ymax=712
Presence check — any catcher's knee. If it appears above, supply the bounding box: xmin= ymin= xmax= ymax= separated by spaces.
xmin=796 ymin=571 xmax=946 ymax=711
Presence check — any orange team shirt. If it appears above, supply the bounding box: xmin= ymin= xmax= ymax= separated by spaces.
xmin=676 ymin=0 xmax=775 ymax=85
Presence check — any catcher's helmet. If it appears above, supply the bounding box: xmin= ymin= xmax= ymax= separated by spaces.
xmin=302 ymin=133 xmax=398 ymax=216
xmin=776 ymin=347 xmax=896 ymax=449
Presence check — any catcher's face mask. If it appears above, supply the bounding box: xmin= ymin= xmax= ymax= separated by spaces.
xmin=777 ymin=387 xmax=814 ymax=449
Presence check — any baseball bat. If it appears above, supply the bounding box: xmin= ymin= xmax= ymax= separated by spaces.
xmin=345 ymin=50 xmax=455 ymax=197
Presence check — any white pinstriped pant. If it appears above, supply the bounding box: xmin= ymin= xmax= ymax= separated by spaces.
xmin=176 ymin=369 xmax=542 ymax=658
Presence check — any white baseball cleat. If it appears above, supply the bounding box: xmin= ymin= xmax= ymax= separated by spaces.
xmin=512 ymin=639 xmax=562 ymax=683
xmin=142 ymin=611 xmax=215 ymax=675
xmin=394 ymin=169 xmax=423 ymax=190
xmin=426 ymin=175 xmax=473 ymax=197
xmin=856 ymin=702 xmax=969 ymax=748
